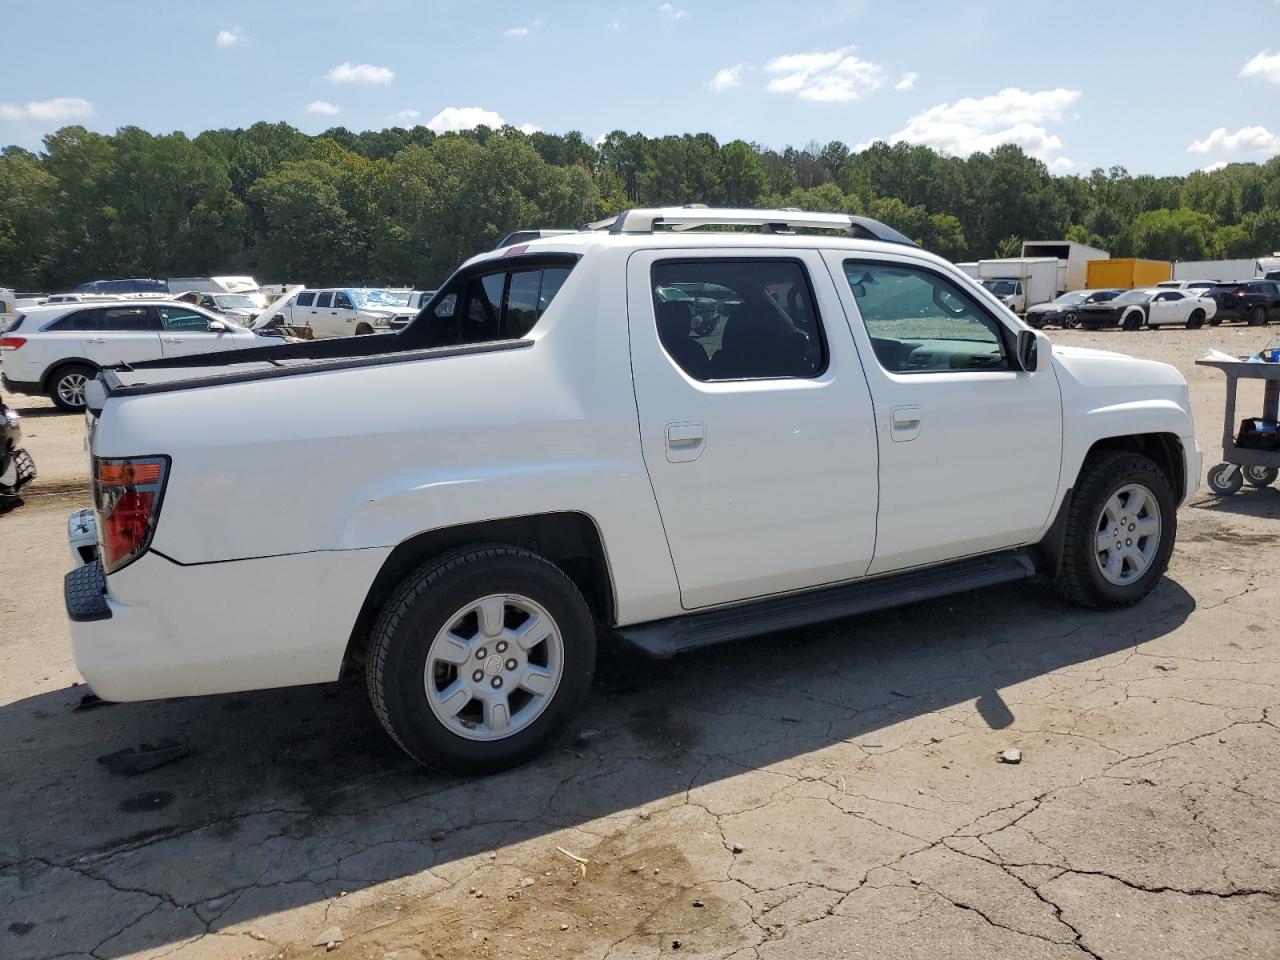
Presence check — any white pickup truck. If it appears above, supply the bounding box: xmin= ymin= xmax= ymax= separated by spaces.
xmin=65 ymin=207 xmax=1201 ymax=774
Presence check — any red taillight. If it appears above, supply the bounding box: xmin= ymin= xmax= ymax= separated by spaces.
xmin=94 ymin=456 xmax=168 ymax=572
xmin=0 ymin=336 xmax=26 ymax=351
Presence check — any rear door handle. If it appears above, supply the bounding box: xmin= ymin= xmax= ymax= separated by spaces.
xmin=164 ymin=337 xmax=184 ymax=343
xmin=890 ymin=405 xmax=922 ymax=442
xmin=666 ymin=421 xmax=705 ymax=462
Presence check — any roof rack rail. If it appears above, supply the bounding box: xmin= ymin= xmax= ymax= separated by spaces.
xmin=586 ymin=206 xmax=918 ymax=247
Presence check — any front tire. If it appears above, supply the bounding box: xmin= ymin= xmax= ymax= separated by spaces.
xmin=1207 ymin=462 xmax=1243 ymax=496
xmin=1121 ymin=309 xmax=1144 ymax=331
xmin=48 ymin=364 xmax=95 ymax=411
xmin=366 ymin=544 xmax=597 ymax=774
xmin=1054 ymin=451 xmax=1176 ymax=609
xmin=355 ymin=323 xmax=374 ymax=336
xmin=1062 ymin=311 xmax=1079 ymax=330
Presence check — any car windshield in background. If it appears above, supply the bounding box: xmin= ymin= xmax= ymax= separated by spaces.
xmin=1052 ymin=292 xmax=1087 ymax=305
xmin=351 ymin=289 xmax=409 ymax=308
xmin=215 ymin=294 xmax=259 ymax=310
xmin=982 ymin=280 xmax=1018 ymax=295
xmin=1114 ymin=290 xmax=1150 ymax=303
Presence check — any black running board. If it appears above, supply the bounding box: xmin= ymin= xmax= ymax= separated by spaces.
xmin=615 ymin=551 xmax=1037 ymax=658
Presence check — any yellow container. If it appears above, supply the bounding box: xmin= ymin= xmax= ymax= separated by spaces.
xmin=1085 ymin=258 xmax=1172 ymax=289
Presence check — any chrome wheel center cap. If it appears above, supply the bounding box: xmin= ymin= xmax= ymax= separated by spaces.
xmin=483 ymin=654 xmax=504 ymax=677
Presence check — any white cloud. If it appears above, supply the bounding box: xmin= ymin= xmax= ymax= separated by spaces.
xmin=325 ymin=62 xmax=394 ymax=85
xmin=215 ymin=28 xmax=245 ymax=48
xmin=426 ymin=106 xmax=507 ymax=132
xmin=1188 ymin=125 xmax=1280 ymax=156
xmin=0 ymin=97 xmax=94 ymax=122
xmin=893 ymin=71 xmax=918 ymax=91
xmin=708 ymin=64 xmax=744 ymax=93
xmin=659 ymin=3 xmax=690 ymax=21
xmin=387 ymin=109 xmax=421 ymax=123
xmin=1201 ymin=160 xmax=1230 ymax=173
xmin=504 ymin=18 xmax=542 ymax=37
xmin=518 ymin=122 xmax=541 ymax=134
xmin=765 ymin=45 xmax=886 ymax=102
xmin=304 ymin=100 xmax=342 ymax=116
xmin=1049 ymin=156 xmax=1074 ymax=173
xmin=1241 ymin=50 xmax=1280 ymax=83
xmin=607 ymin=20 xmax=625 ymax=30
xmin=868 ymin=87 xmax=1080 ymax=164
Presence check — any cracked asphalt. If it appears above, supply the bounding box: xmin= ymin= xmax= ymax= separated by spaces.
xmin=2 ymin=327 xmax=1278 ymax=960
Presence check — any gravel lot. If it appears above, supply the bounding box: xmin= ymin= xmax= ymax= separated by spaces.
xmin=2 ymin=326 xmax=1278 ymax=960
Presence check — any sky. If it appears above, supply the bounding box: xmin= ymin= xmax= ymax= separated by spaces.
xmin=2 ymin=0 xmax=1279 ymax=177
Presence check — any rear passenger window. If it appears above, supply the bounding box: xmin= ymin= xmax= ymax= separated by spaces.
xmin=844 ymin=261 xmax=1010 ymax=373
xmin=100 ymin=307 xmax=158 ymax=331
xmin=297 ymin=292 xmax=315 ymax=307
xmin=650 ymin=259 xmax=826 ymax=381
xmin=315 ymin=292 xmax=333 ymax=308
xmin=49 ymin=309 xmax=101 ymax=331
xmin=421 ymin=264 xmax=574 ymax=347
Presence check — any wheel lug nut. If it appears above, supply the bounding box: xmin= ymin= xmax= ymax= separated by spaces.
xmin=496 ymin=641 xmax=508 ymax=653
xmin=506 ymin=658 xmax=518 ymax=671
xmin=472 ymin=670 xmax=484 ymax=683
xmin=491 ymin=677 xmax=503 ymax=689
xmin=475 ymin=647 xmax=488 ymax=660
xmin=1126 ymin=539 xmax=1132 ymax=546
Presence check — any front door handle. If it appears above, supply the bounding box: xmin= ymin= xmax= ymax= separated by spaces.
xmin=164 ymin=337 xmax=184 ymax=344
xmin=890 ymin=405 xmax=922 ymax=442
xmin=666 ymin=421 xmax=705 ymax=462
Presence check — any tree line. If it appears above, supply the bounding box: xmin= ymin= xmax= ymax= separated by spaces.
xmin=1 ymin=121 xmax=1278 ymax=291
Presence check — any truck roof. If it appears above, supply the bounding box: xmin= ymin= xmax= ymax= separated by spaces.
xmin=463 ymin=206 xmax=939 ymax=272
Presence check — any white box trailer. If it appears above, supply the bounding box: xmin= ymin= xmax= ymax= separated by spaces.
xmin=956 ymin=262 xmax=979 ymax=279
xmin=1020 ymin=241 xmax=1110 ymax=294
xmin=977 ymin=257 xmax=1059 ymax=313
xmin=1171 ymin=258 xmax=1261 ymax=283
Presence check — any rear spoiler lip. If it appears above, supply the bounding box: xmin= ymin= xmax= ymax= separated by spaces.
xmin=95 ymin=338 xmax=535 ymax=400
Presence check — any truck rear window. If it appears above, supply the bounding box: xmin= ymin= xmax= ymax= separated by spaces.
xmin=419 ymin=262 xmax=574 ymax=346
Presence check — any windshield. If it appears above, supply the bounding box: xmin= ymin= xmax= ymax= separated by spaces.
xmin=982 ymin=280 xmax=1018 ymax=296
xmin=351 ymin=288 xmax=410 ymax=308
xmin=214 ymin=294 xmax=259 ymax=310
xmin=1051 ymin=292 xmax=1087 ymax=305
xmin=1115 ymin=290 xmax=1149 ymax=303
xmin=221 ymin=280 xmax=259 ymax=294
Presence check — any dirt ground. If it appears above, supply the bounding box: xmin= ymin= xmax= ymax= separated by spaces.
xmin=2 ymin=326 xmax=1278 ymax=960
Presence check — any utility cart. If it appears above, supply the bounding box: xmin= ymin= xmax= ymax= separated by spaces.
xmin=1196 ymin=356 xmax=1280 ymax=495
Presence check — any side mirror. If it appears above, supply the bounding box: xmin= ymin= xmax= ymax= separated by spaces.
xmin=1017 ymin=329 xmax=1050 ymax=372
xmin=208 ymin=320 xmax=228 ymax=333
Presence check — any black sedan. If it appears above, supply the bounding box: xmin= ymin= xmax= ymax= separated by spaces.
xmin=1025 ymin=289 xmax=1123 ymax=329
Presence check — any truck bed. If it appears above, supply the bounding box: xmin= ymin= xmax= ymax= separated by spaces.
xmin=102 ymin=335 xmax=533 ymax=397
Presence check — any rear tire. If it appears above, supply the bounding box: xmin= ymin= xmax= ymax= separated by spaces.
xmin=1186 ymin=310 xmax=1205 ymax=330
xmin=1121 ymin=309 xmax=1144 ymax=331
xmin=1244 ymin=465 xmax=1277 ymax=488
xmin=1248 ymin=305 xmax=1268 ymax=326
xmin=48 ymin=364 xmax=95 ymax=412
xmin=366 ymin=544 xmax=597 ymax=774
xmin=1207 ymin=463 xmax=1243 ymax=496
xmin=1054 ymin=451 xmax=1176 ymax=609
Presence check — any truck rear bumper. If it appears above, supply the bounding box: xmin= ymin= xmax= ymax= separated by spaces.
xmin=66 ymin=519 xmax=390 ymax=701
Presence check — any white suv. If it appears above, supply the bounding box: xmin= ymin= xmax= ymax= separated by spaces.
xmin=65 ymin=208 xmax=1201 ymax=774
xmin=1 ymin=299 xmax=265 ymax=410
xmin=274 ymin=288 xmax=416 ymax=338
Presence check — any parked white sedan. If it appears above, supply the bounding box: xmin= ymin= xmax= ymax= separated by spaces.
xmin=0 ymin=299 xmax=269 ymax=410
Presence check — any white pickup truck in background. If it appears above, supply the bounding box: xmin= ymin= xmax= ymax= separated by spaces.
xmin=65 ymin=207 xmax=1200 ymax=774
xmin=271 ymin=287 xmax=417 ymax=337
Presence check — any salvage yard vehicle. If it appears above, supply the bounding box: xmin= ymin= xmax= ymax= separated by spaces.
xmin=1024 ymin=289 xmax=1122 ymax=329
xmin=1205 ymin=280 xmax=1280 ymax=326
xmin=272 ymin=287 xmax=417 ymax=337
xmin=0 ymin=299 xmax=274 ymax=410
xmin=1077 ymin=287 xmax=1216 ymax=330
xmin=0 ymin=392 xmax=36 ymax=499
xmin=172 ymin=290 xmax=262 ymax=324
xmin=64 ymin=207 xmax=1201 ymax=774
